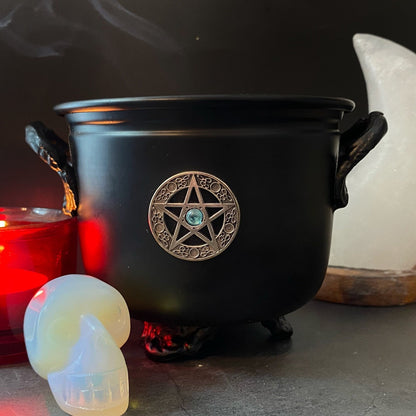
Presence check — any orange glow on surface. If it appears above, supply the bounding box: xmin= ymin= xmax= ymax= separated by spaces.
xmin=0 ymin=220 xmax=7 ymax=228
xmin=70 ymin=106 xmax=123 ymax=113
xmin=82 ymin=120 xmax=125 ymax=125
xmin=0 ymin=397 xmax=48 ymax=415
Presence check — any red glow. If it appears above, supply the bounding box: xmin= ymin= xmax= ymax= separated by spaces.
xmin=78 ymin=218 xmax=109 ymax=275
xmin=0 ymin=269 xmax=48 ymax=337
xmin=33 ymin=288 xmax=44 ymax=298
xmin=0 ymin=269 xmax=48 ymax=296
xmin=0 ymin=209 xmax=78 ymax=363
xmin=0 ymin=269 xmax=48 ymax=334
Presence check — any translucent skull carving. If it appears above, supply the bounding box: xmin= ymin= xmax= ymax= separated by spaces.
xmin=24 ymin=274 xmax=131 ymax=416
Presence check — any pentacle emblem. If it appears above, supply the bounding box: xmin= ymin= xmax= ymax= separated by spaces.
xmin=148 ymin=171 xmax=240 ymax=261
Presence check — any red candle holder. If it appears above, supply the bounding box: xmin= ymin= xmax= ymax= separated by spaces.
xmin=0 ymin=207 xmax=77 ymax=365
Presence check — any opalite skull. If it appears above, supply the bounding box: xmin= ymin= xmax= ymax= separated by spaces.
xmin=24 ymin=274 xmax=130 ymax=416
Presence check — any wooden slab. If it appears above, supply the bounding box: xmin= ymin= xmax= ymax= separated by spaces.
xmin=316 ymin=266 xmax=416 ymax=306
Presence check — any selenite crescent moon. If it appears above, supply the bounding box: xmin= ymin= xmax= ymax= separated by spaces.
xmin=329 ymin=33 xmax=416 ymax=271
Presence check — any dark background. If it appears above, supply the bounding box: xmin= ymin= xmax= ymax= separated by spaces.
xmin=1 ymin=0 xmax=415 ymax=209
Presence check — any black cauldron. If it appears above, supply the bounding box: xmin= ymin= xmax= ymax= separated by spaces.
xmin=26 ymin=95 xmax=387 ymax=359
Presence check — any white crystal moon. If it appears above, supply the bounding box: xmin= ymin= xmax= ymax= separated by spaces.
xmin=329 ymin=33 xmax=416 ymax=271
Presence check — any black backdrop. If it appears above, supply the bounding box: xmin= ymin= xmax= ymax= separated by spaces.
xmin=1 ymin=0 xmax=415 ymax=209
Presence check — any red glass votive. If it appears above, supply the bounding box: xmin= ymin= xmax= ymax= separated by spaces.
xmin=0 ymin=207 xmax=77 ymax=365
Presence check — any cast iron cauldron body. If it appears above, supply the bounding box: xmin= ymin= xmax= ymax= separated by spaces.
xmin=27 ymin=96 xmax=387 ymax=327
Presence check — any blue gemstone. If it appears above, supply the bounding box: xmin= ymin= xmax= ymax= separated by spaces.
xmin=186 ymin=208 xmax=204 ymax=226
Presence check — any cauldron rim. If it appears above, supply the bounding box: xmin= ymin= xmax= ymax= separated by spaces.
xmin=54 ymin=94 xmax=355 ymax=115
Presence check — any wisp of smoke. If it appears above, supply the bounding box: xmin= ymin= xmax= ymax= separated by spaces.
xmin=88 ymin=0 xmax=180 ymax=52
xmin=0 ymin=0 xmax=180 ymax=58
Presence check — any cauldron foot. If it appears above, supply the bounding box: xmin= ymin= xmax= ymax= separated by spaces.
xmin=261 ymin=315 xmax=293 ymax=340
xmin=141 ymin=322 xmax=216 ymax=361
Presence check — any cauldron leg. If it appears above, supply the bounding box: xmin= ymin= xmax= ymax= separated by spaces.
xmin=261 ymin=315 xmax=293 ymax=340
xmin=141 ymin=322 xmax=216 ymax=361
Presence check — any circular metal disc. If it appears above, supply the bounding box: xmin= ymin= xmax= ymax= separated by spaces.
xmin=148 ymin=171 xmax=240 ymax=261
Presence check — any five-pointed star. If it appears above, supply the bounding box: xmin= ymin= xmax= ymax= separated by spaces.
xmin=153 ymin=175 xmax=235 ymax=251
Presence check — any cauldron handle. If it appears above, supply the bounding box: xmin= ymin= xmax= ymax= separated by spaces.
xmin=25 ymin=121 xmax=79 ymax=217
xmin=333 ymin=111 xmax=387 ymax=210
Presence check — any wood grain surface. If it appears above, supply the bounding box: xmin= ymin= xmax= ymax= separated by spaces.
xmin=316 ymin=266 xmax=416 ymax=306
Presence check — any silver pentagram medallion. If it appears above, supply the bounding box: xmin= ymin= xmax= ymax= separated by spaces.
xmin=148 ymin=171 xmax=240 ymax=261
